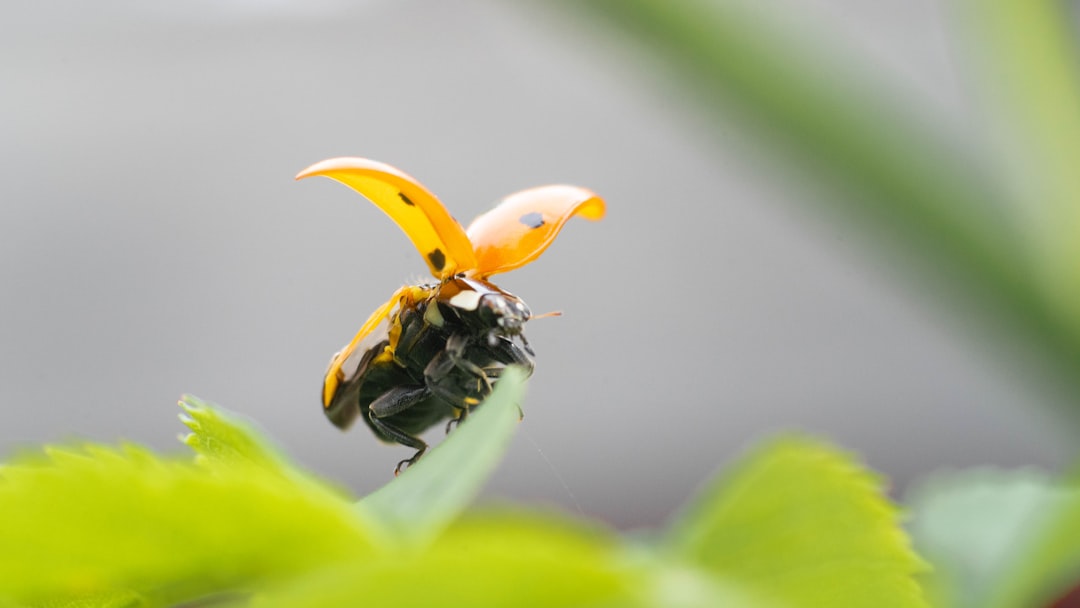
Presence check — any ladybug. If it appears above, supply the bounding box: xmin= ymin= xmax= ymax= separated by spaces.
xmin=297 ymin=157 xmax=606 ymax=474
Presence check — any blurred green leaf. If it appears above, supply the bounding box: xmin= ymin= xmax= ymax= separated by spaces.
xmin=359 ymin=365 xmax=528 ymax=547
xmin=569 ymin=0 xmax=1080 ymax=414
xmin=252 ymin=509 xmax=645 ymax=608
xmin=573 ymin=0 xmax=1017 ymax=277
xmin=952 ymin=0 xmax=1080 ymax=336
xmin=0 ymin=389 xmax=934 ymax=607
xmin=642 ymin=562 xmax=782 ymax=608
xmin=907 ymin=469 xmax=1071 ymax=608
xmin=0 ymin=440 xmax=372 ymax=606
xmin=986 ymin=474 xmax=1080 ymax=608
xmin=667 ymin=436 xmax=928 ymax=608
xmin=179 ymin=395 xmax=292 ymax=474
xmin=32 ymin=590 xmax=145 ymax=608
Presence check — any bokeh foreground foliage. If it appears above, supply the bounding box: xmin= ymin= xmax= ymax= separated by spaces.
xmin=4 ymin=369 xmax=1080 ymax=606
xmin=0 ymin=368 xmax=929 ymax=608
xmin=570 ymin=0 xmax=1080 ymax=412
xmin=554 ymin=3 xmax=1080 ymax=606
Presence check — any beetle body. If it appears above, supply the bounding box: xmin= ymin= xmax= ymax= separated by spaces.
xmin=297 ymin=157 xmax=605 ymax=474
xmin=324 ymin=279 xmax=534 ymax=470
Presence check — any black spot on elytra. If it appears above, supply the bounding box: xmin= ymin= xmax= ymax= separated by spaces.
xmin=398 ymin=192 xmax=415 ymax=206
xmin=519 ymin=212 xmax=545 ymax=229
xmin=428 ymin=249 xmax=446 ymax=272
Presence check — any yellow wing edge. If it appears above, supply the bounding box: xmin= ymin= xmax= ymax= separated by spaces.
xmin=321 ymin=286 xmax=408 ymax=408
xmin=297 ymin=157 xmax=477 ymax=278
xmin=466 ymin=185 xmax=607 ymax=278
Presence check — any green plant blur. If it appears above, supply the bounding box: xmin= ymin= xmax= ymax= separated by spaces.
xmin=0 ymin=369 xmax=930 ymax=608
xmin=560 ymin=3 xmax=1080 ymax=605
xmin=4 ymin=375 xmax=1080 ymax=606
xmin=569 ymin=0 xmax=1080 ymax=415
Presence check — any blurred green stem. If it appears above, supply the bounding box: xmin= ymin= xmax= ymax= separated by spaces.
xmin=568 ymin=0 xmax=1080 ymax=417
xmin=952 ymin=0 xmax=1080 ymax=341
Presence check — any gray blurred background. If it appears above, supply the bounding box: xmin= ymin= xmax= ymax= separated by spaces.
xmin=1 ymin=0 xmax=1070 ymax=528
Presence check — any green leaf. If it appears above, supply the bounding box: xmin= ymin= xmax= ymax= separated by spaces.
xmin=31 ymin=590 xmax=145 ymax=608
xmin=0 ymin=442 xmax=373 ymax=607
xmin=982 ymin=474 xmax=1080 ymax=608
xmin=358 ymin=365 xmax=528 ymax=547
xmin=643 ymin=563 xmax=784 ymax=608
xmin=952 ymin=0 xmax=1080 ymax=330
xmin=906 ymin=469 xmax=1073 ymax=608
xmin=178 ymin=394 xmax=293 ymax=473
xmin=570 ymin=0 xmax=1018 ymax=284
xmin=666 ymin=436 xmax=928 ymax=608
xmin=250 ymin=509 xmax=643 ymax=608
xmin=567 ymin=0 xmax=1080 ymax=419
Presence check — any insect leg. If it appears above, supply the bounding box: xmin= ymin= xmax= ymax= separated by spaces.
xmin=424 ymin=349 xmax=482 ymax=408
xmin=424 ymin=342 xmax=491 ymax=433
xmin=482 ymin=336 xmax=535 ymax=377
xmin=444 ymin=333 xmax=494 ymax=391
xmin=475 ymin=337 xmax=531 ymax=422
xmin=368 ymin=385 xmax=432 ymax=475
xmin=369 ymin=385 xmax=431 ymax=418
